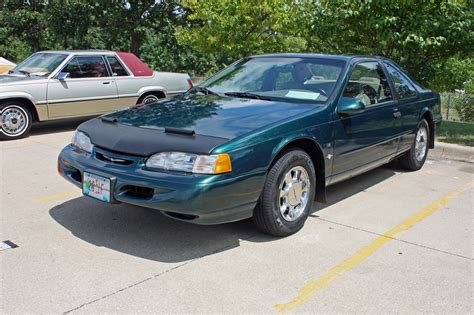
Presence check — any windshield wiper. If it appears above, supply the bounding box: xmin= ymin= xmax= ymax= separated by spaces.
xmin=10 ymin=70 xmax=31 ymax=77
xmin=187 ymin=86 xmax=218 ymax=96
xmin=224 ymin=91 xmax=272 ymax=101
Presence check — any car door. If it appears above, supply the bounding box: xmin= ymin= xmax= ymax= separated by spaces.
xmin=103 ymin=55 xmax=139 ymax=109
xmin=384 ymin=62 xmax=419 ymax=151
xmin=46 ymin=55 xmax=119 ymax=118
xmin=331 ymin=61 xmax=400 ymax=178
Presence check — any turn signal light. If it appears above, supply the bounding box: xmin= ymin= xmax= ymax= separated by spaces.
xmin=57 ymin=160 xmax=63 ymax=174
xmin=213 ymin=153 xmax=232 ymax=174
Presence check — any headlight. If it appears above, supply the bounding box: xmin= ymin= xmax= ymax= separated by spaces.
xmin=145 ymin=152 xmax=232 ymax=174
xmin=71 ymin=130 xmax=94 ymax=153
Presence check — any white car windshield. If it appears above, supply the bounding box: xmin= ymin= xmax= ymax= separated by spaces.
xmin=11 ymin=53 xmax=67 ymax=77
xmin=200 ymin=57 xmax=346 ymax=103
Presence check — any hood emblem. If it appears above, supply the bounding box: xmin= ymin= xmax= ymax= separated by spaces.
xmin=101 ymin=154 xmax=127 ymax=163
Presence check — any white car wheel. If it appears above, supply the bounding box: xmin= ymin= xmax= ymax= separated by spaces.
xmin=138 ymin=93 xmax=164 ymax=105
xmin=0 ymin=103 xmax=33 ymax=140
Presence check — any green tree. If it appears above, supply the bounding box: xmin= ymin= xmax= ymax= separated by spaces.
xmin=0 ymin=0 xmax=49 ymax=62
xmin=430 ymin=57 xmax=474 ymax=92
xmin=95 ymin=0 xmax=181 ymax=57
xmin=45 ymin=1 xmax=99 ymax=50
xmin=141 ymin=26 xmax=218 ymax=76
xmin=299 ymin=0 xmax=474 ymax=86
xmin=176 ymin=0 xmax=306 ymax=66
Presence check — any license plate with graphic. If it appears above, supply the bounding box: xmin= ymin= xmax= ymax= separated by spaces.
xmin=83 ymin=172 xmax=111 ymax=202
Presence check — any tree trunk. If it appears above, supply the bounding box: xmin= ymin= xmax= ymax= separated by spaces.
xmin=31 ymin=22 xmax=41 ymax=51
xmin=131 ymin=32 xmax=141 ymax=57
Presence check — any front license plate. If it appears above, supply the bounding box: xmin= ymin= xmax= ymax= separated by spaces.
xmin=83 ymin=172 xmax=111 ymax=202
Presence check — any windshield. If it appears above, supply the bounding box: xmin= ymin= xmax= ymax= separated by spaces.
xmin=12 ymin=53 xmax=67 ymax=77
xmin=200 ymin=57 xmax=346 ymax=103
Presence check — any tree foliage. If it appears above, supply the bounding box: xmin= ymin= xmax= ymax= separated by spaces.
xmin=0 ymin=0 xmax=473 ymax=88
xmin=297 ymin=0 xmax=474 ymax=85
xmin=0 ymin=0 xmax=215 ymax=75
xmin=176 ymin=0 xmax=306 ymax=66
xmin=0 ymin=0 xmax=49 ymax=61
xmin=430 ymin=58 xmax=474 ymax=92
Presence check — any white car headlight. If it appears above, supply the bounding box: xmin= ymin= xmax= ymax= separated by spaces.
xmin=145 ymin=152 xmax=232 ymax=174
xmin=71 ymin=130 xmax=94 ymax=153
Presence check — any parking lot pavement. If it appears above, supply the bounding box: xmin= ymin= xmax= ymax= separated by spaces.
xmin=1 ymin=124 xmax=473 ymax=314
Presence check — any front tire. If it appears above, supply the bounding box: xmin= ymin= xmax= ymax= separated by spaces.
xmin=399 ymin=119 xmax=430 ymax=171
xmin=0 ymin=101 xmax=33 ymax=140
xmin=253 ymin=149 xmax=316 ymax=237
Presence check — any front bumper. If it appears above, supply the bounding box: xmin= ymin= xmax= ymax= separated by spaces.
xmin=58 ymin=145 xmax=265 ymax=224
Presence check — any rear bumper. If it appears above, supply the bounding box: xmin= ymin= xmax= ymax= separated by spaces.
xmin=58 ymin=145 xmax=265 ymax=224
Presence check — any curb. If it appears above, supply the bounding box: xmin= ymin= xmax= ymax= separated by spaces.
xmin=429 ymin=142 xmax=474 ymax=163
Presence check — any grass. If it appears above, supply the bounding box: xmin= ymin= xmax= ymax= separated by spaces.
xmin=436 ymin=120 xmax=474 ymax=146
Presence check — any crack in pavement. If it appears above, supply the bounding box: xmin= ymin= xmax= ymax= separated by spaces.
xmin=315 ymin=217 xmax=473 ymax=260
xmin=63 ymin=232 xmax=260 ymax=314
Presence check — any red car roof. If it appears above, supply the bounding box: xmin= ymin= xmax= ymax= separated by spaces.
xmin=116 ymin=51 xmax=153 ymax=77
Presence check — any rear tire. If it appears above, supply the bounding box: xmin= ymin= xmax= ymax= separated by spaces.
xmin=253 ymin=149 xmax=316 ymax=237
xmin=137 ymin=92 xmax=164 ymax=105
xmin=399 ymin=119 xmax=430 ymax=171
xmin=0 ymin=101 xmax=33 ymax=140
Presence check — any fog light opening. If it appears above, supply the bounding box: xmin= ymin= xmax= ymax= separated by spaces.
xmin=164 ymin=212 xmax=198 ymax=221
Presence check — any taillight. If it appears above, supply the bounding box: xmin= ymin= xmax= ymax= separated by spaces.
xmin=187 ymin=78 xmax=193 ymax=89
xmin=57 ymin=160 xmax=63 ymax=174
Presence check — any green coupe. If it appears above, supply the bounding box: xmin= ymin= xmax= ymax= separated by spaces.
xmin=58 ymin=54 xmax=441 ymax=236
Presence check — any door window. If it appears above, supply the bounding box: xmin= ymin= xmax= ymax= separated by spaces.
xmin=343 ymin=62 xmax=392 ymax=106
xmin=384 ymin=64 xmax=416 ymax=99
xmin=62 ymin=56 xmax=108 ymax=78
xmin=106 ymin=56 xmax=129 ymax=76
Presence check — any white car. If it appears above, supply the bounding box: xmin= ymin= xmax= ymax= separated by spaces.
xmin=0 ymin=50 xmax=192 ymax=140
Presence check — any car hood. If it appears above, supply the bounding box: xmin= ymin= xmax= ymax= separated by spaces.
xmin=0 ymin=74 xmax=43 ymax=84
xmin=79 ymin=95 xmax=316 ymax=156
xmin=104 ymin=94 xmax=315 ymax=139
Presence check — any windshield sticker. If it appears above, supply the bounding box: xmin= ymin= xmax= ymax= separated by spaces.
xmin=285 ymin=91 xmax=320 ymax=100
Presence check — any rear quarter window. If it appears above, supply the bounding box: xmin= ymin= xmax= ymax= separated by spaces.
xmin=385 ymin=63 xmax=417 ymax=99
xmin=106 ymin=56 xmax=129 ymax=76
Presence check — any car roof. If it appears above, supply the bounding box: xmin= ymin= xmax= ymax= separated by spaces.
xmin=35 ymin=50 xmax=115 ymax=55
xmin=250 ymin=53 xmax=391 ymax=63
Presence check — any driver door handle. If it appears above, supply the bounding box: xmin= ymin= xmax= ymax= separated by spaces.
xmin=393 ymin=108 xmax=401 ymax=119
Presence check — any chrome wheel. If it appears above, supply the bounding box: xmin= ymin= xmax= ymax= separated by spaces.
xmin=279 ymin=166 xmax=311 ymax=222
xmin=415 ymin=125 xmax=428 ymax=161
xmin=142 ymin=95 xmax=159 ymax=104
xmin=0 ymin=105 xmax=29 ymax=137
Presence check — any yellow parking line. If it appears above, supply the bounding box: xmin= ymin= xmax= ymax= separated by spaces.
xmin=275 ymin=186 xmax=465 ymax=312
xmin=32 ymin=190 xmax=81 ymax=203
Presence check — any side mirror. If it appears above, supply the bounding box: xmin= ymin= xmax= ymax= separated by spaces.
xmin=337 ymin=97 xmax=366 ymax=115
xmin=57 ymin=72 xmax=70 ymax=80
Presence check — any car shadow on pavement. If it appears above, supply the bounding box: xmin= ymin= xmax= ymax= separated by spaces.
xmin=49 ymin=197 xmax=258 ymax=263
xmin=29 ymin=117 xmax=94 ymax=136
xmin=311 ymin=160 xmax=404 ymax=214
xmin=49 ymin=161 xmax=402 ymax=263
